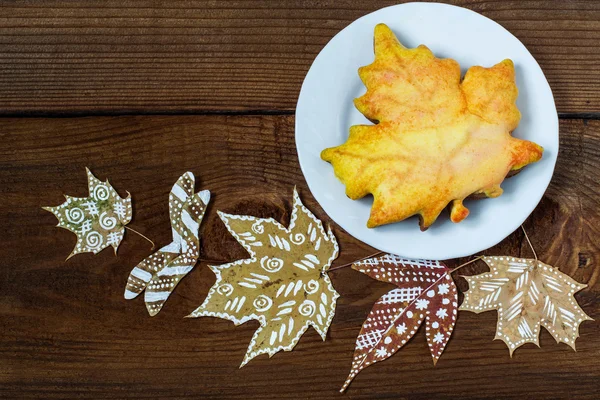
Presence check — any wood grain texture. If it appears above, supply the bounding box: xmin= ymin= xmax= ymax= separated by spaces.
xmin=0 ymin=116 xmax=598 ymax=399
xmin=0 ymin=0 xmax=599 ymax=115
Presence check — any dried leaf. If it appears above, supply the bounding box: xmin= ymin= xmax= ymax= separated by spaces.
xmin=43 ymin=168 xmax=132 ymax=258
xmin=460 ymin=256 xmax=592 ymax=354
xmin=189 ymin=188 xmax=339 ymax=366
xmin=342 ymin=254 xmax=458 ymax=392
xmin=321 ymin=23 xmax=543 ymax=230
xmin=125 ymin=172 xmax=210 ymax=316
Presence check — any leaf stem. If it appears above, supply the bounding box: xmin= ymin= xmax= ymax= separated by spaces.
xmin=521 ymin=225 xmax=537 ymax=261
xmin=450 ymin=255 xmax=484 ymax=274
xmin=327 ymin=251 xmax=385 ymax=273
xmin=125 ymin=226 xmax=155 ymax=250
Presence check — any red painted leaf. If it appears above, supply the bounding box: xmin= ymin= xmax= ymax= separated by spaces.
xmin=341 ymin=254 xmax=458 ymax=392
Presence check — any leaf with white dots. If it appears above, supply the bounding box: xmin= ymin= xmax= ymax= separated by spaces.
xmin=188 ymin=188 xmax=339 ymax=366
xmin=124 ymin=172 xmax=210 ymax=316
xmin=43 ymin=168 xmax=132 ymax=259
xmin=341 ymin=255 xmax=458 ymax=392
xmin=460 ymin=256 xmax=592 ymax=355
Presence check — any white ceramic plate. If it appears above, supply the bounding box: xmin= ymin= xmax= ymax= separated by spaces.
xmin=295 ymin=2 xmax=558 ymax=260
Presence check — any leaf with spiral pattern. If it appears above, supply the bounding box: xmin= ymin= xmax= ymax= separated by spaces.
xmin=43 ymin=168 xmax=132 ymax=259
xmin=188 ymin=188 xmax=339 ymax=366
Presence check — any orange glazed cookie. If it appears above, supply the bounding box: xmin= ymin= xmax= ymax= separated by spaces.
xmin=321 ymin=23 xmax=543 ymax=230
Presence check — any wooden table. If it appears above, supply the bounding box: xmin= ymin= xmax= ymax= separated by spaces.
xmin=1 ymin=1 xmax=598 ymax=398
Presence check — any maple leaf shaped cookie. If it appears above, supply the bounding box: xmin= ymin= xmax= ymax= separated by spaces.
xmin=125 ymin=172 xmax=210 ymax=316
xmin=321 ymin=24 xmax=543 ymax=230
xmin=342 ymin=254 xmax=458 ymax=392
xmin=460 ymin=256 xmax=592 ymax=354
xmin=44 ymin=168 xmax=132 ymax=258
xmin=188 ymin=188 xmax=339 ymax=366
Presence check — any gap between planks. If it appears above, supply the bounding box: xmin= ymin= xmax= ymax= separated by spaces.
xmin=0 ymin=110 xmax=598 ymax=119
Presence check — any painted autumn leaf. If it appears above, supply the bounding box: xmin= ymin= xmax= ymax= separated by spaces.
xmin=188 ymin=188 xmax=339 ymax=366
xmin=321 ymin=23 xmax=543 ymax=230
xmin=342 ymin=254 xmax=458 ymax=392
xmin=43 ymin=168 xmax=132 ymax=259
xmin=125 ymin=172 xmax=210 ymax=316
xmin=461 ymin=256 xmax=592 ymax=354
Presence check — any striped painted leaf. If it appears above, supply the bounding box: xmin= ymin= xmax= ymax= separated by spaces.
xmin=461 ymin=256 xmax=591 ymax=354
xmin=188 ymin=188 xmax=339 ymax=367
xmin=125 ymin=172 xmax=210 ymax=316
xmin=342 ymin=255 xmax=458 ymax=392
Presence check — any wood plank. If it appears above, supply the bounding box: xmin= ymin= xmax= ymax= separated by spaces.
xmin=0 ymin=116 xmax=598 ymax=398
xmin=0 ymin=0 xmax=599 ymax=114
